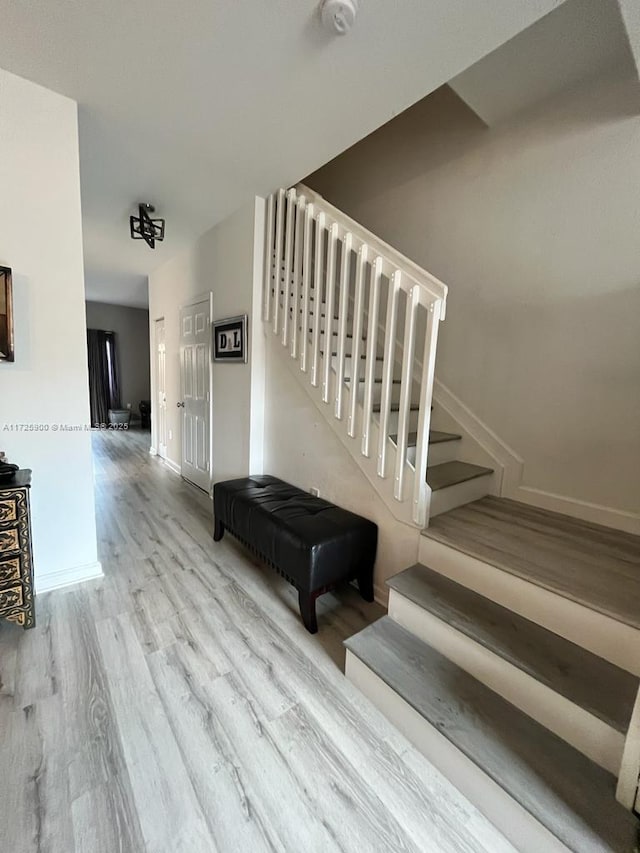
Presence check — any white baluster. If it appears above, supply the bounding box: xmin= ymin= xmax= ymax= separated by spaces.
xmin=377 ymin=270 xmax=401 ymax=477
xmin=273 ymin=188 xmax=285 ymax=335
xmin=335 ymin=232 xmax=352 ymax=419
xmin=291 ymin=195 xmax=305 ymax=359
xmin=282 ymin=188 xmax=296 ymax=347
xmin=412 ymin=300 xmax=443 ymax=525
xmin=362 ymin=257 xmax=382 ymax=457
xmin=263 ymin=193 xmax=275 ymax=323
xmin=348 ymin=244 xmax=368 ymax=437
xmin=311 ymin=212 xmax=325 ymax=387
xmin=394 ymin=285 xmax=419 ymax=500
xmin=322 ymin=223 xmax=339 ymax=403
xmin=265 ymin=184 xmax=450 ymax=528
xmin=300 ymin=202 xmax=314 ymax=373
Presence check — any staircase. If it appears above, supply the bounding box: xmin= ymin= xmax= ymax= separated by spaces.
xmin=345 ymin=507 xmax=640 ymax=852
xmin=263 ymin=184 xmax=494 ymax=528
xmin=263 ymin=186 xmax=640 ymax=850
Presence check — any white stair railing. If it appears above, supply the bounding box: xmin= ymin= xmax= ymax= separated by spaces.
xmin=263 ymin=184 xmax=448 ymax=527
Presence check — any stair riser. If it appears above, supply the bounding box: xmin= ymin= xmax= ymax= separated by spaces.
xmin=384 ymin=409 xmax=420 ymax=435
xmin=406 ymin=440 xmax=460 ymax=467
xmin=332 ymin=359 xmax=418 ymax=407
xmin=418 ymin=535 xmax=640 ymax=676
xmin=422 ymin=440 xmax=460 ymax=467
xmin=314 ymin=371 xmax=405 ymax=416
xmin=339 ymin=356 xmax=385 ymax=383
xmin=316 ymin=329 xmax=369 ymax=352
xmin=388 ymin=589 xmax=624 ymax=775
xmin=345 ymin=652 xmax=569 ymax=853
xmin=312 ymin=314 xmax=359 ymax=335
xmin=618 ymin=692 xmax=640 ymax=809
xmin=429 ymin=472 xmax=495 ymax=517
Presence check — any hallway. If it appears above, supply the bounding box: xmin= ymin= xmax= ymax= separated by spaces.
xmin=0 ymin=430 xmax=514 ymax=853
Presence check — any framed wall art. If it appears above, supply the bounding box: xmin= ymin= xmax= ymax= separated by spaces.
xmin=0 ymin=267 xmax=14 ymax=363
xmin=212 ymin=314 xmax=247 ymax=363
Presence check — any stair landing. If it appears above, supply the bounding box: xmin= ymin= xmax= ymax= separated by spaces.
xmin=423 ymin=497 xmax=640 ymax=630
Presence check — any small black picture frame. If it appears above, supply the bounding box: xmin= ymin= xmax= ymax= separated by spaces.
xmin=212 ymin=314 xmax=248 ymax=363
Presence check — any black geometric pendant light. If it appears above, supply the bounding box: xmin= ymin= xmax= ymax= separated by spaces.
xmin=129 ymin=203 xmax=165 ymax=249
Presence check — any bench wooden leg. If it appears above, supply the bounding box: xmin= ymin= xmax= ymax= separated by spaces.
xmin=213 ymin=519 xmax=224 ymax=542
xmin=298 ymin=590 xmax=319 ymax=634
xmin=357 ymin=570 xmax=375 ymax=603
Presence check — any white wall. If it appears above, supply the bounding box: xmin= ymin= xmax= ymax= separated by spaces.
xmin=0 ymin=68 xmax=100 ymax=590
xmin=263 ymin=335 xmax=421 ymax=598
xmin=307 ymin=77 xmax=640 ymax=520
xmin=148 ymin=198 xmax=265 ymax=484
xmin=85 ymin=301 xmax=151 ymax=413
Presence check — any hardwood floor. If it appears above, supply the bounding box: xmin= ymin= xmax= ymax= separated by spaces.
xmin=0 ymin=429 xmax=514 ymax=853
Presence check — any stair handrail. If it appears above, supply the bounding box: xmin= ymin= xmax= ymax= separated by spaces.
xmin=297 ymin=185 xmax=448 ymax=315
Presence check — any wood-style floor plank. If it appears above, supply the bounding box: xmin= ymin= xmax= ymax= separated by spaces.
xmin=0 ymin=428 xmax=515 ymax=852
xmin=95 ymin=613 xmax=215 ymax=853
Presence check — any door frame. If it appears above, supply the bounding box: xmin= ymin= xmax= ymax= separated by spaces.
xmin=154 ymin=316 xmax=167 ymax=459
xmin=150 ymin=315 xmax=164 ymax=458
xmin=179 ymin=291 xmax=214 ymax=496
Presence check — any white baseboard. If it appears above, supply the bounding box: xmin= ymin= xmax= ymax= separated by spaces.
xmin=513 ymin=485 xmax=640 ymax=536
xmin=161 ymin=457 xmax=182 ymax=476
xmin=36 ymin=561 xmax=103 ymax=594
xmin=149 ymin=446 xmax=157 ymax=456
xmin=374 ymin=582 xmax=389 ymax=608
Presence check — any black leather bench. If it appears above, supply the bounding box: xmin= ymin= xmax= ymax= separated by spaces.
xmin=213 ymin=475 xmax=377 ymax=633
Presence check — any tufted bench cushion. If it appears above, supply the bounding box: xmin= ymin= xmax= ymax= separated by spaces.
xmin=213 ymin=475 xmax=377 ymax=633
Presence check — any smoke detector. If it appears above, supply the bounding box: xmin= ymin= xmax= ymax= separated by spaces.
xmin=320 ymin=0 xmax=358 ymax=35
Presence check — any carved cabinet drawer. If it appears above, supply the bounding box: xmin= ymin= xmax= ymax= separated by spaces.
xmin=0 ymin=496 xmax=21 ymax=524
xmin=0 ymin=471 xmax=35 ymax=629
xmin=0 ymin=584 xmax=23 ymax=614
xmin=0 ymin=526 xmax=20 ymax=554
xmin=0 ymin=555 xmax=22 ymax=584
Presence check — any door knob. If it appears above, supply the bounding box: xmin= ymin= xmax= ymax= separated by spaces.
xmin=177 ymin=401 xmax=185 ymax=408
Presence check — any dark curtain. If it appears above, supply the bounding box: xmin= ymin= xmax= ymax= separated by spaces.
xmin=87 ymin=329 xmax=120 ymax=426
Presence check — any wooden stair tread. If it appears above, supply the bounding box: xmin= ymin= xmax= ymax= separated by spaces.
xmin=427 ymin=461 xmax=493 ymax=492
xmin=344 ymin=377 xmax=401 ymax=385
xmin=372 ymin=403 xmax=420 ymax=413
xmin=320 ymin=352 xmax=383 ymax=361
xmin=390 ymin=430 xmax=461 ymax=446
xmin=345 ymin=617 xmax=639 ymax=853
xmin=310 ymin=330 xmax=360 ymax=338
xmin=387 ymin=563 xmax=637 ymax=733
xmin=422 ymin=496 xmax=640 ymax=630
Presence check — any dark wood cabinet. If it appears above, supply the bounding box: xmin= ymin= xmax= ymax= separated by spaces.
xmin=0 ymin=470 xmax=35 ymax=629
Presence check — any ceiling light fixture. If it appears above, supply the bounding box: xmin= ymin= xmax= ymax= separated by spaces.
xmin=320 ymin=0 xmax=358 ymax=35
xmin=129 ymin=203 xmax=165 ymax=250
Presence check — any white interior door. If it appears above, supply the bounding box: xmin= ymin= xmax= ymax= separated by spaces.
xmin=155 ymin=318 xmax=167 ymax=458
xmin=179 ymin=298 xmax=211 ymax=491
